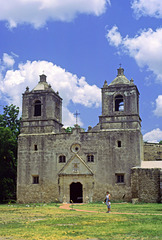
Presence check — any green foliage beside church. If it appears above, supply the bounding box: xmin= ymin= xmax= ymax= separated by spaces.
xmin=0 ymin=105 xmax=20 ymax=202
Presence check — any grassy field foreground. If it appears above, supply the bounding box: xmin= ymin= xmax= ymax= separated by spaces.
xmin=0 ymin=202 xmax=162 ymax=240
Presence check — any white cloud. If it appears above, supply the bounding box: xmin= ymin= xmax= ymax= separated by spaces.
xmin=131 ymin=0 xmax=162 ymax=18
xmin=106 ymin=26 xmax=162 ymax=83
xmin=0 ymin=55 xmax=101 ymax=127
xmin=106 ymin=25 xmax=122 ymax=47
xmin=154 ymin=95 xmax=162 ymax=117
xmin=62 ymin=107 xmax=83 ymax=128
xmin=143 ymin=128 xmax=162 ymax=143
xmin=0 ymin=0 xmax=110 ymax=28
xmin=11 ymin=52 xmax=19 ymax=58
xmin=73 ymin=77 xmax=100 ymax=107
xmin=3 ymin=53 xmax=15 ymax=68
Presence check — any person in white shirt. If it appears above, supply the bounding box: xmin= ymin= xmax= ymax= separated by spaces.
xmin=105 ymin=191 xmax=111 ymax=213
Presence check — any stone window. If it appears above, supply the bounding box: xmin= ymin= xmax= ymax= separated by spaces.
xmin=116 ymin=174 xmax=124 ymax=183
xmin=115 ymin=95 xmax=124 ymax=111
xmin=34 ymin=100 xmax=41 ymax=116
xmin=71 ymin=143 xmax=81 ymax=153
xmin=117 ymin=141 xmax=121 ymax=148
xmin=33 ymin=175 xmax=39 ymax=184
xmin=59 ymin=155 xmax=66 ymax=163
xmin=55 ymin=102 xmax=60 ymax=119
xmin=34 ymin=145 xmax=38 ymax=151
xmin=87 ymin=154 xmax=94 ymax=162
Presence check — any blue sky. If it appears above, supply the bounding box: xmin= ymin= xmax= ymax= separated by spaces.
xmin=0 ymin=0 xmax=162 ymax=142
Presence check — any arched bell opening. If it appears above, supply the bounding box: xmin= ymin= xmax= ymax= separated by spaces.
xmin=115 ymin=95 xmax=124 ymax=111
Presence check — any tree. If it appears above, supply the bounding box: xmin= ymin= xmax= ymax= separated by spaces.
xmin=0 ymin=105 xmax=20 ymax=202
xmin=65 ymin=125 xmax=85 ymax=133
xmin=0 ymin=104 xmax=20 ymax=138
xmin=159 ymin=140 xmax=162 ymax=145
xmin=65 ymin=126 xmax=74 ymax=133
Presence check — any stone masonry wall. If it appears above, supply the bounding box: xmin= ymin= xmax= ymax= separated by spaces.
xmin=17 ymin=127 xmax=141 ymax=203
xmin=131 ymin=168 xmax=161 ymax=203
xmin=144 ymin=143 xmax=162 ymax=161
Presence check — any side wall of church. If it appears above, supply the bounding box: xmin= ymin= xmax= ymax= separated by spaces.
xmin=144 ymin=143 xmax=162 ymax=161
xmin=131 ymin=168 xmax=161 ymax=203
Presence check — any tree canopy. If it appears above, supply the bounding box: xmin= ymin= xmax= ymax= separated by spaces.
xmin=0 ymin=105 xmax=20 ymax=202
xmin=0 ymin=104 xmax=20 ymax=137
xmin=65 ymin=125 xmax=85 ymax=133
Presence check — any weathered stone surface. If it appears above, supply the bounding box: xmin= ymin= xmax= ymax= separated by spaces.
xmin=144 ymin=143 xmax=162 ymax=161
xmin=131 ymin=168 xmax=161 ymax=203
xmin=17 ymin=70 xmax=161 ymax=204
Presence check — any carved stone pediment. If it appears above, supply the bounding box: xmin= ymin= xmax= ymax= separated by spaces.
xmin=58 ymin=154 xmax=93 ymax=176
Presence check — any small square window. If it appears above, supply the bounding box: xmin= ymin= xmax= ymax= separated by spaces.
xmin=59 ymin=155 xmax=66 ymax=163
xmin=116 ymin=174 xmax=124 ymax=183
xmin=87 ymin=154 xmax=94 ymax=162
xmin=33 ymin=176 xmax=39 ymax=184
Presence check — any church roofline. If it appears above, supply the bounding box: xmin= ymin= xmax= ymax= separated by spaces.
xmin=102 ymin=67 xmax=135 ymax=87
xmin=39 ymin=74 xmax=47 ymax=83
xmin=23 ymin=74 xmax=62 ymax=99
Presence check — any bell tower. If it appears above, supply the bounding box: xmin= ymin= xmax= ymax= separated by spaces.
xmin=21 ymin=74 xmax=63 ymax=134
xmin=99 ymin=67 xmax=141 ymax=130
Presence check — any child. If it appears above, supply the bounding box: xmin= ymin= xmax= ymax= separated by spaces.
xmin=105 ymin=191 xmax=111 ymax=213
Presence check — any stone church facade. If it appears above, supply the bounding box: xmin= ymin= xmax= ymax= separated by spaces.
xmin=17 ymin=67 xmax=160 ymax=204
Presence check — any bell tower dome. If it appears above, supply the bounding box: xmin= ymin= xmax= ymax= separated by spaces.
xmin=21 ymin=74 xmax=63 ymax=134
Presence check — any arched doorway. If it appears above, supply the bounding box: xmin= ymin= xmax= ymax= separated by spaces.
xmin=70 ymin=182 xmax=83 ymax=203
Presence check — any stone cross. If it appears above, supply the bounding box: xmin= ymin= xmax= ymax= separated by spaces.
xmin=74 ymin=110 xmax=80 ymax=125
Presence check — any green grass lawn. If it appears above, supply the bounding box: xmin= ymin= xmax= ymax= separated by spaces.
xmin=73 ymin=202 xmax=162 ymax=214
xmin=0 ymin=202 xmax=162 ymax=240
